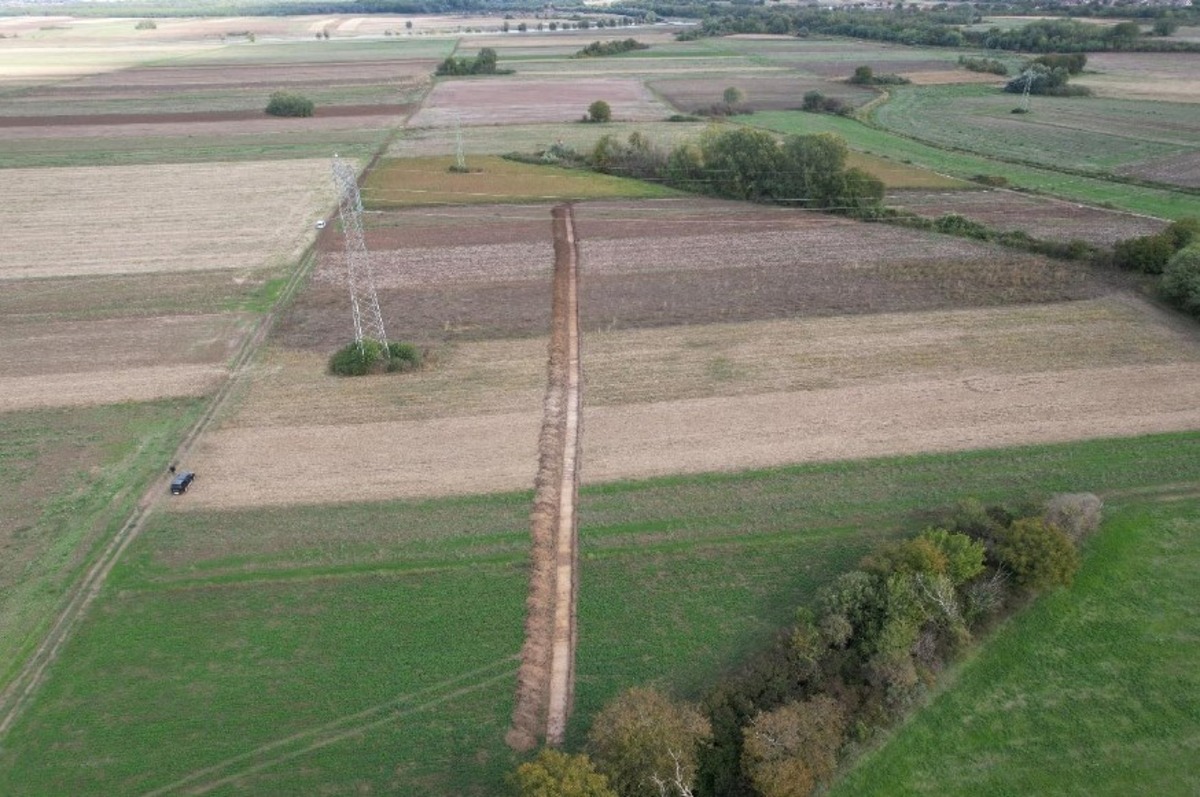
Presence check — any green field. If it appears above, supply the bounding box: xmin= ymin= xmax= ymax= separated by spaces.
xmin=0 ymin=400 xmax=204 ymax=687
xmin=748 ymin=110 xmax=1198 ymax=220
xmin=2 ymin=432 xmax=1198 ymax=795
xmin=873 ymin=84 xmax=1200 ymax=174
xmin=831 ymin=494 xmax=1200 ymax=797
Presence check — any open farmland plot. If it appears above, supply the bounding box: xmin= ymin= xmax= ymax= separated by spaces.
xmin=411 ymin=76 xmax=673 ymax=127
xmin=201 ymin=199 xmax=1200 ymax=509
xmin=1076 ymin=52 xmax=1200 ymax=104
xmin=358 ymin=156 xmax=680 ymax=208
xmin=872 ymin=84 xmax=1200 ymax=177
xmin=650 ymin=74 xmax=875 ymax=114
xmin=393 ymin=120 xmax=708 ymax=158
xmin=4 ymin=433 xmax=1199 ymax=796
xmin=887 ymin=188 xmax=1166 ymax=245
xmin=710 ymin=35 xmax=962 ymax=78
xmin=2 ymin=160 xmax=334 ymax=279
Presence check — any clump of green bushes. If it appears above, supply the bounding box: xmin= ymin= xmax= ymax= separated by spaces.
xmin=265 ymin=91 xmax=314 ymax=117
xmin=1004 ymin=56 xmax=1092 ymax=97
xmin=802 ymin=89 xmax=853 ymax=116
xmin=848 ymin=65 xmax=910 ymax=86
xmin=1160 ymin=245 xmax=1200 ymax=318
xmin=513 ymin=494 xmax=1100 ymax=797
xmin=435 ymin=47 xmax=511 ymax=76
xmin=328 ymin=339 xmax=421 ymax=377
xmin=574 ymin=38 xmax=649 ymax=58
xmin=1110 ymin=217 xmax=1199 ymax=274
xmin=959 ymin=55 xmax=1008 ymax=75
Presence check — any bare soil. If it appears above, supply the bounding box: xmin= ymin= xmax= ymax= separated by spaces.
xmin=190 ymin=292 xmax=1200 ymax=508
xmin=280 ymin=199 xmax=1100 ymax=348
xmin=410 ymin=77 xmax=673 ymax=127
xmin=886 ymin=189 xmax=1166 ymax=246
xmin=649 ymin=75 xmax=876 ymax=113
xmin=1115 ymin=151 xmax=1200 ymax=189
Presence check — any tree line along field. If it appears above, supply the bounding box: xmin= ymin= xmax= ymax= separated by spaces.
xmin=2 ymin=16 xmax=1199 ymax=797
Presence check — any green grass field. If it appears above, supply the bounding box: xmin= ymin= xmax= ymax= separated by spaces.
xmin=0 ymin=400 xmax=205 ymax=688
xmin=2 ymin=432 xmax=1197 ymax=795
xmin=873 ymin=84 xmax=1199 ymax=174
xmin=831 ymin=494 xmax=1200 ymax=797
xmin=748 ymin=111 xmax=1197 ymax=220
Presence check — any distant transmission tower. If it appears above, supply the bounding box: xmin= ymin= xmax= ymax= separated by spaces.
xmin=331 ymin=155 xmax=388 ymax=353
xmin=454 ymin=113 xmax=467 ymax=172
xmin=1018 ymin=70 xmax=1033 ymax=113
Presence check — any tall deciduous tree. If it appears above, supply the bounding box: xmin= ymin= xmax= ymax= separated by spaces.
xmin=588 ymin=687 xmax=711 ymax=797
xmin=741 ymin=696 xmax=846 ymax=797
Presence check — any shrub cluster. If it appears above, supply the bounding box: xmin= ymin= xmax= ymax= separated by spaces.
xmin=1004 ymin=63 xmax=1092 ymax=97
xmin=1160 ymin=245 xmax=1200 ymax=318
xmin=848 ymin=65 xmax=910 ymax=86
xmin=801 ymin=90 xmax=853 ymax=116
xmin=958 ymin=55 xmax=1008 ymax=75
xmin=328 ymin=339 xmax=421 ymax=377
xmin=436 ymin=47 xmax=511 ymax=76
xmin=588 ymin=128 xmax=883 ymax=215
xmin=1111 ymin=217 xmax=1199 ymax=274
xmin=574 ymin=38 xmax=649 ymax=58
xmin=886 ymin=211 xmax=1094 ymax=261
xmin=264 ymin=91 xmax=314 ymax=118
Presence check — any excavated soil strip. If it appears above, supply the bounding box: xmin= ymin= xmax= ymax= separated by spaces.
xmin=508 ymin=204 xmax=582 ymax=751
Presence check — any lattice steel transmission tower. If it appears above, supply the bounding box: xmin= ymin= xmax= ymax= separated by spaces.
xmin=331 ymin=155 xmax=388 ymax=353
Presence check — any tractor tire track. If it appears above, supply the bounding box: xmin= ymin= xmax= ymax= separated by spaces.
xmin=142 ymin=656 xmax=518 ymax=797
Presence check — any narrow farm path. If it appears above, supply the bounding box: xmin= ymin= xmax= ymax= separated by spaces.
xmin=508 ymin=204 xmax=583 ymax=750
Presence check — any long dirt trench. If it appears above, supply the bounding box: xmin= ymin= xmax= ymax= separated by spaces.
xmin=507 ymin=204 xmax=583 ymax=751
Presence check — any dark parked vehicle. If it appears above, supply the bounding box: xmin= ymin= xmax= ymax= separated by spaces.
xmin=170 ymin=471 xmax=195 ymax=495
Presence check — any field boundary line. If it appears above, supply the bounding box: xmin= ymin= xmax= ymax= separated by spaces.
xmin=0 ymin=246 xmax=320 ymax=739
xmin=142 ymin=655 xmax=518 ymax=797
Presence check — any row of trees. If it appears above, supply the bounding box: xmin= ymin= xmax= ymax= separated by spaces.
xmin=675 ymin=7 xmax=1200 ymax=53
xmin=509 ymin=494 xmax=1101 ymax=796
xmin=582 ymin=128 xmax=884 ymax=214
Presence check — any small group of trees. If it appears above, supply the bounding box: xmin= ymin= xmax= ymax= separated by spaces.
xmin=436 ymin=47 xmax=510 ymax=76
xmin=848 ymin=65 xmax=910 ymax=86
xmin=801 ymin=90 xmax=853 ymax=116
xmin=574 ymin=38 xmax=649 ymax=58
xmin=510 ymin=494 xmax=1100 ymax=797
xmin=584 ymin=100 xmax=612 ymax=123
xmin=1111 ymin=218 xmax=1199 ymax=274
xmin=265 ymin=91 xmax=314 ymax=117
xmin=586 ymin=127 xmax=884 ymax=214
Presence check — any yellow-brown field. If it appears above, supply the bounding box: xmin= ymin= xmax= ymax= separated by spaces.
xmin=3 ymin=160 xmax=335 ymax=279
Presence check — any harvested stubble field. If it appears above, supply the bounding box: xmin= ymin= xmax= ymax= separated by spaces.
xmin=887 ymin=188 xmax=1166 ymax=245
xmin=358 ymin=156 xmax=679 ymax=208
xmin=200 ymin=198 xmax=1200 ymax=510
xmin=393 ymin=120 xmax=708 ymax=159
xmin=411 ymin=76 xmax=674 ymax=127
xmin=712 ymin=35 xmax=960 ymax=78
xmin=1076 ymin=52 xmax=1200 ymax=104
xmin=3 ymin=160 xmax=334 ymax=279
xmin=0 ymin=313 xmax=247 ymax=411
